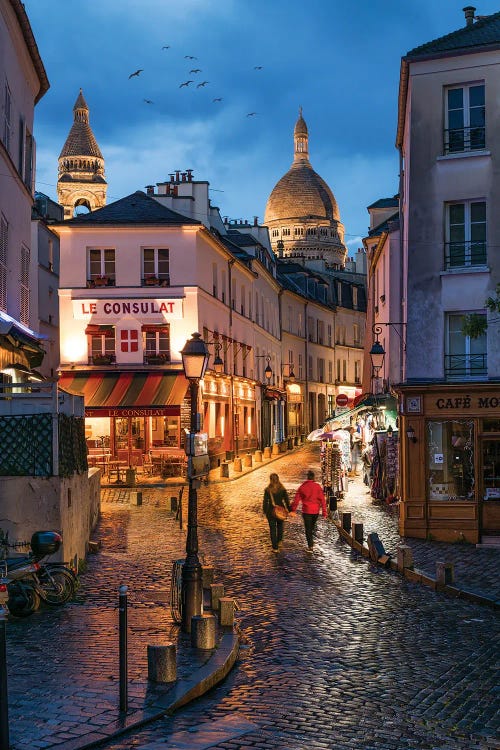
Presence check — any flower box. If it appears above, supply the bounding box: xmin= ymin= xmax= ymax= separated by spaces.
xmin=93 ymin=354 xmax=115 ymax=365
xmin=94 ymin=276 xmax=109 ymax=287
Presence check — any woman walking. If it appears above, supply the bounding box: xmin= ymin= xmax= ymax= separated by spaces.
xmin=290 ymin=470 xmax=327 ymax=552
xmin=263 ymin=473 xmax=291 ymax=553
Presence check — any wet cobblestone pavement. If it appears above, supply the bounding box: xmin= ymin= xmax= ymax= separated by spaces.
xmin=5 ymin=443 xmax=499 ymax=750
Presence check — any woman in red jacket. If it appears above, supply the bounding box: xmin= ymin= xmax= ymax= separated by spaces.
xmin=290 ymin=470 xmax=327 ymax=552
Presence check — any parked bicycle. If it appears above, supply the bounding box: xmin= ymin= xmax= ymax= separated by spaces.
xmin=0 ymin=530 xmax=78 ymax=617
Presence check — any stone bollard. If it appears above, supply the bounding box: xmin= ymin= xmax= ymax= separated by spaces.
xmin=125 ymin=468 xmax=136 ymax=486
xmin=233 ymin=457 xmax=242 ymax=472
xmin=436 ymin=561 xmax=454 ymax=586
xmin=129 ymin=490 xmax=143 ymax=506
xmin=202 ymin=566 xmax=214 ymax=589
xmin=341 ymin=511 xmax=352 ymax=533
xmin=243 ymin=453 xmax=252 ymax=468
xmin=397 ymin=545 xmax=414 ymax=572
xmin=352 ymin=521 xmax=364 ymax=544
xmin=272 ymin=443 xmax=280 ymax=456
xmin=210 ymin=583 xmax=224 ymax=611
xmin=263 ymin=446 xmax=271 ymax=459
xmin=147 ymin=643 xmax=177 ymax=683
xmin=191 ymin=614 xmax=216 ymax=650
xmin=220 ymin=462 xmax=229 ymax=478
xmin=367 ymin=532 xmax=389 ymax=564
xmin=254 ymin=450 xmax=262 ymax=463
xmin=218 ymin=597 xmax=235 ymax=627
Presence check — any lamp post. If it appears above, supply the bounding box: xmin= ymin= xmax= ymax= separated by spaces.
xmin=180 ymin=332 xmax=209 ymax=633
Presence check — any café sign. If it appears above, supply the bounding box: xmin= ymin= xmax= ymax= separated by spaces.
xmin=431 ymin=393 xmax=499 ymax=412
xmin=73 ymin=298 xmax=183 ymax=320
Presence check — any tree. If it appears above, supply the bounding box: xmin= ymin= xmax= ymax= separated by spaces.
xmin=461 ymin=283 xmax=500 ymax=339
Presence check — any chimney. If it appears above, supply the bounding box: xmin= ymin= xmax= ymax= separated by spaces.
xmin=145 ymin=185 xmax=155 ymax=196
xmin=181 ymin=172 xmax=187 ymax=182
xmin=254 ymin=216 xmax=258 ymax=226
xmin=186 ymin=169 xmax=193 ymax=181
xmin=463 ymin=6 xmax=476 ymax=26
xmin=169 ymin=174 xmax=175 ymax=183
xmin=175 ymin=170 xmax=180 ymax=182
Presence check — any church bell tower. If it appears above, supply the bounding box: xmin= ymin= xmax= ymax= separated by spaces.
xmin=57 ymin=90 xmax=107 ymax=219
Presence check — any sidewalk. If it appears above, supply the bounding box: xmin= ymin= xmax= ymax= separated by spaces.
xmin=335 ymin=471 xmax=500 ymax=608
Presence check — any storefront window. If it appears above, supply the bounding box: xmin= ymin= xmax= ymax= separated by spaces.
xmin=428 ymin=420 xmax=474 ymax=501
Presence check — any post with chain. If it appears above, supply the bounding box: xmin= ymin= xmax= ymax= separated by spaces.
xmin=0 ymin=607 xmax=9 ymax=750
xmin=118 ymin=585 xmax=128 ymax=713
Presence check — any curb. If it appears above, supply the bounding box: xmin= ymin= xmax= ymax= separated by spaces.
xmin=50 ymin=630 xmax=240 ymax=750
xmin=334 ymin=520 xmax=499 ymax=610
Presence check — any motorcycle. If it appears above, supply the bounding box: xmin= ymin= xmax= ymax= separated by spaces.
xmin=0 ymin=531 xmax=77 ymax=617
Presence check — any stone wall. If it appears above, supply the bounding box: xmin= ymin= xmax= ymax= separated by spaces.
xmin=0 ymin=468 xmax=101 ymax=565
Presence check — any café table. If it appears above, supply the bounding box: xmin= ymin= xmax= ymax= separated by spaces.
xmin=108 ymin=460 xmax=128 ymax=484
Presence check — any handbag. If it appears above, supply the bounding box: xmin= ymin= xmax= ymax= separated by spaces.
xmin=270 ymin=490 xmax=289 ymax=521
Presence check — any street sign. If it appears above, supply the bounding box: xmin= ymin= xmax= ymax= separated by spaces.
xmin=336 ymin=393 xmax=349 ymax=407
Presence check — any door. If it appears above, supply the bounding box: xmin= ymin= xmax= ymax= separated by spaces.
xmin=480 ymin=438 xmax=500 ymax=536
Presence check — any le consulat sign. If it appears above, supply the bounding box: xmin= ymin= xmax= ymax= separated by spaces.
xmin=72 ymin=298 xmax=183 ymax=320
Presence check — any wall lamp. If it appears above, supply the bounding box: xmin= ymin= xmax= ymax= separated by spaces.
xmin=370 ymin=322 xmax=407 ymax=374
xmin=256 ymin=354 xmax=273 ymax=382
xmin=406 ymin=425 xmax=417 ymax=443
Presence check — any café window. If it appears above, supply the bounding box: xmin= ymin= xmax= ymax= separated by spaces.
xmin=142 ymin=325 xmax=170 ymax=363
xmin=427 ymin=420 xmax=474 ymax=501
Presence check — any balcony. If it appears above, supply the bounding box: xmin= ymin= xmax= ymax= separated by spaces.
xmin=444 ymin=241 xmax=487 ymax=270
xmin=91 ymin=354 xmax=116 ymax=366
xmin=444 ymin=125 xmax=485 ymax=155
xmin=144 ymin=353 xmax=170 ymax=365
xmin=445 ymin=353 xmax=487 ymax=380
xmin=142 ymin=274 xmax=170 ymax=287
xmin=87 ymin=276 xmax=116 ymax=288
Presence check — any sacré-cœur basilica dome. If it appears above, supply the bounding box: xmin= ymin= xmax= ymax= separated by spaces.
xmin=264 ymin=109 xmax=347 ymax=269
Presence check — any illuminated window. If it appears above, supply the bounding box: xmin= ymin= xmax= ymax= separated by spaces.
xmin=143 ymin=248 xmax=170 ymax=285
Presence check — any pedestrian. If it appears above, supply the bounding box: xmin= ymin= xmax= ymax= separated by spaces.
xmin=290 ymin=470 xmax=327 ymax=552
xmin=262 ymin=472 xmax=291 ymax=553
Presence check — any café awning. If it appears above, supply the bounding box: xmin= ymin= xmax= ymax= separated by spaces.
xmin=58 ymin=371 xmax=188 ymax=416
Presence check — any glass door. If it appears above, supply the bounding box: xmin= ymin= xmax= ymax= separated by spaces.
xmin=480 ymin=438 xmax=500 ymax=536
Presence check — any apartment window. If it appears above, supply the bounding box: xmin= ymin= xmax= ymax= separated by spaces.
xmin=353 ymin=287 xmax=358 ymax=309
xmin=336 ymin=359 xmax=341 ymax=382
xmin=212 ymin=264 xmax=217 ymax=297
xmin=143 ymin=248 xmax=170 ymax=285
xmin=355 ymin=360 xmax=361 ymax=384
xmin=307 ymin=316 xmax=314 ymax=342
xmin=445 ymin=201 xmax=486 ymax=269
xmin=337 ymin=282 xmax=342 ymax=306
xmin=298 ymin=354 xmax=303 ymax=380
xmin=87 ymin=325 xmax=115 ymax=363
xmin=308 ymin=355 xmax=313 ymax=380
xmin=445 ymin=313 xmax=487 ymax=379
xmin=0 ymin=216 xmax=7 ymax=311
xmin=2 ymin=84 xmax=11 ymax=152
xmin=221 ymin=270 xmax=226 ymax=304
xmin=231 ymin=280 xmax=236 ymax=311
xmin=248 ymin=290 xmax=252 ymax=319
xmin=20 ymin=245 xmax=30 ymax=325
xmin=20 ymin=124 xmax=33 ymax=191
xmin=88 ymin=248 xmax=115 ymax=285
xmin=317 ymin=320 xmax=324 ymax=345
xmin=317 ymin=358 xmax=325 ymax=383
xmin=241 ymin=285 xmax=245 ymax=315
xmin=444 ymin=83 xmax=485 ymax=154
xmin=328 ymin=360 xmax=333 ymax=383
xmin=327 ymin=324 xmax=332 ymax=347
xmin=282 ymin=228 xmax=290 ymax=237
xmin=255 ymin=292 xmax=259 ymax=324
xmin=353 ymin=323 xmax=360 ymax=345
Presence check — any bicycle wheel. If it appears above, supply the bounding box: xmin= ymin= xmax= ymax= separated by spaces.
xmin=37 ymin=567 xmax=75 ymax=605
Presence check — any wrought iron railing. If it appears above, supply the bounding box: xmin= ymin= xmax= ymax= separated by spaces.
xmin=444 ymin=125 xmax=485 ymax=154
xmin=444 ymin=241 xmax=487 ymax=269
xmin=445 ymin=353 xmax=487 ymax=379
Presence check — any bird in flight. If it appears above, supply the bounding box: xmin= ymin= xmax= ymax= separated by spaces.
xmin=179 ymin=80 xmax=193 ymax=88
xmin=128 ymin=69 xmax=143 ymax=79
xmin=213 ymin=97 xmax=223 ymax=102
xmin=254 ymin=66 xmax=263 ymax=70
xmin=161 ymin=45 xmax=170 ymax=50
xmin=184 ymin=55 xmax=197 ymax=60
xmin=189 ymin=68 xmax=202 ymax=74
xmin=143 ymin=99 xmax=154 ymax=104
xmin=246 ymin=112 xmax=258 ymax=117
xmin=196 ymin=81 xmax=209 ymax=88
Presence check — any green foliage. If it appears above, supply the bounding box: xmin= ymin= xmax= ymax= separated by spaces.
xmin=485 ymin=283 xmax=500 ymax=313
xmin=461 ymin=313 xmax=487 ymax=339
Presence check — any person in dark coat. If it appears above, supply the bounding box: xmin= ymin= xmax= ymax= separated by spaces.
xmin=263 ymin=473 xmax=291 ymax=553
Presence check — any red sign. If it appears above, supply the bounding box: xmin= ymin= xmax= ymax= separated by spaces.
xmin=336 ymin=393 xmax=349 ymax=407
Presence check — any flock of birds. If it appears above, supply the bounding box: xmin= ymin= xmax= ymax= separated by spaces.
xmin=128 ymin=46 xmax=263 ymax=117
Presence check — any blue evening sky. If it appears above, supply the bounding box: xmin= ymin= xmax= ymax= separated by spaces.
xmin=24 ymin=0 xmax=499 ymax=253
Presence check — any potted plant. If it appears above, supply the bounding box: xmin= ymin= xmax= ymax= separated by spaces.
xmin=93 ymin=354 xmax=114 ymax=365
xmin=94 ymin=275 xmax=109 ymax=287
xmin=144 ymin=275 xmax=159 ymax=286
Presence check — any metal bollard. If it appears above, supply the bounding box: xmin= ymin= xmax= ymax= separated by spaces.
xmin=341 ymin=511 xmax=352 ymax=532
xmin=118 ymin=585 xmax=128 ymax=713
xmin=0 ymin=607 xmax=9 ymax=750
xmin=352 ymin=522 xmax=364 ymax=544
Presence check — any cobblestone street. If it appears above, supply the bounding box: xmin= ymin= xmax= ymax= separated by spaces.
xmin=99 ymin=443 xmax=499 ymax=750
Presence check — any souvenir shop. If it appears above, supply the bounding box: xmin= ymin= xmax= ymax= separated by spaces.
xmin=319 ymin=429 xmax=350 ymax=506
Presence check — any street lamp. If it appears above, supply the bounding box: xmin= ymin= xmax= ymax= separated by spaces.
xmin=180 ymin=332 xmax=209 ymax=633
xmin=212 ymin=341 xmax=224 ymax=374
xmin=281 ymin=362 xmax=296 ymax=383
